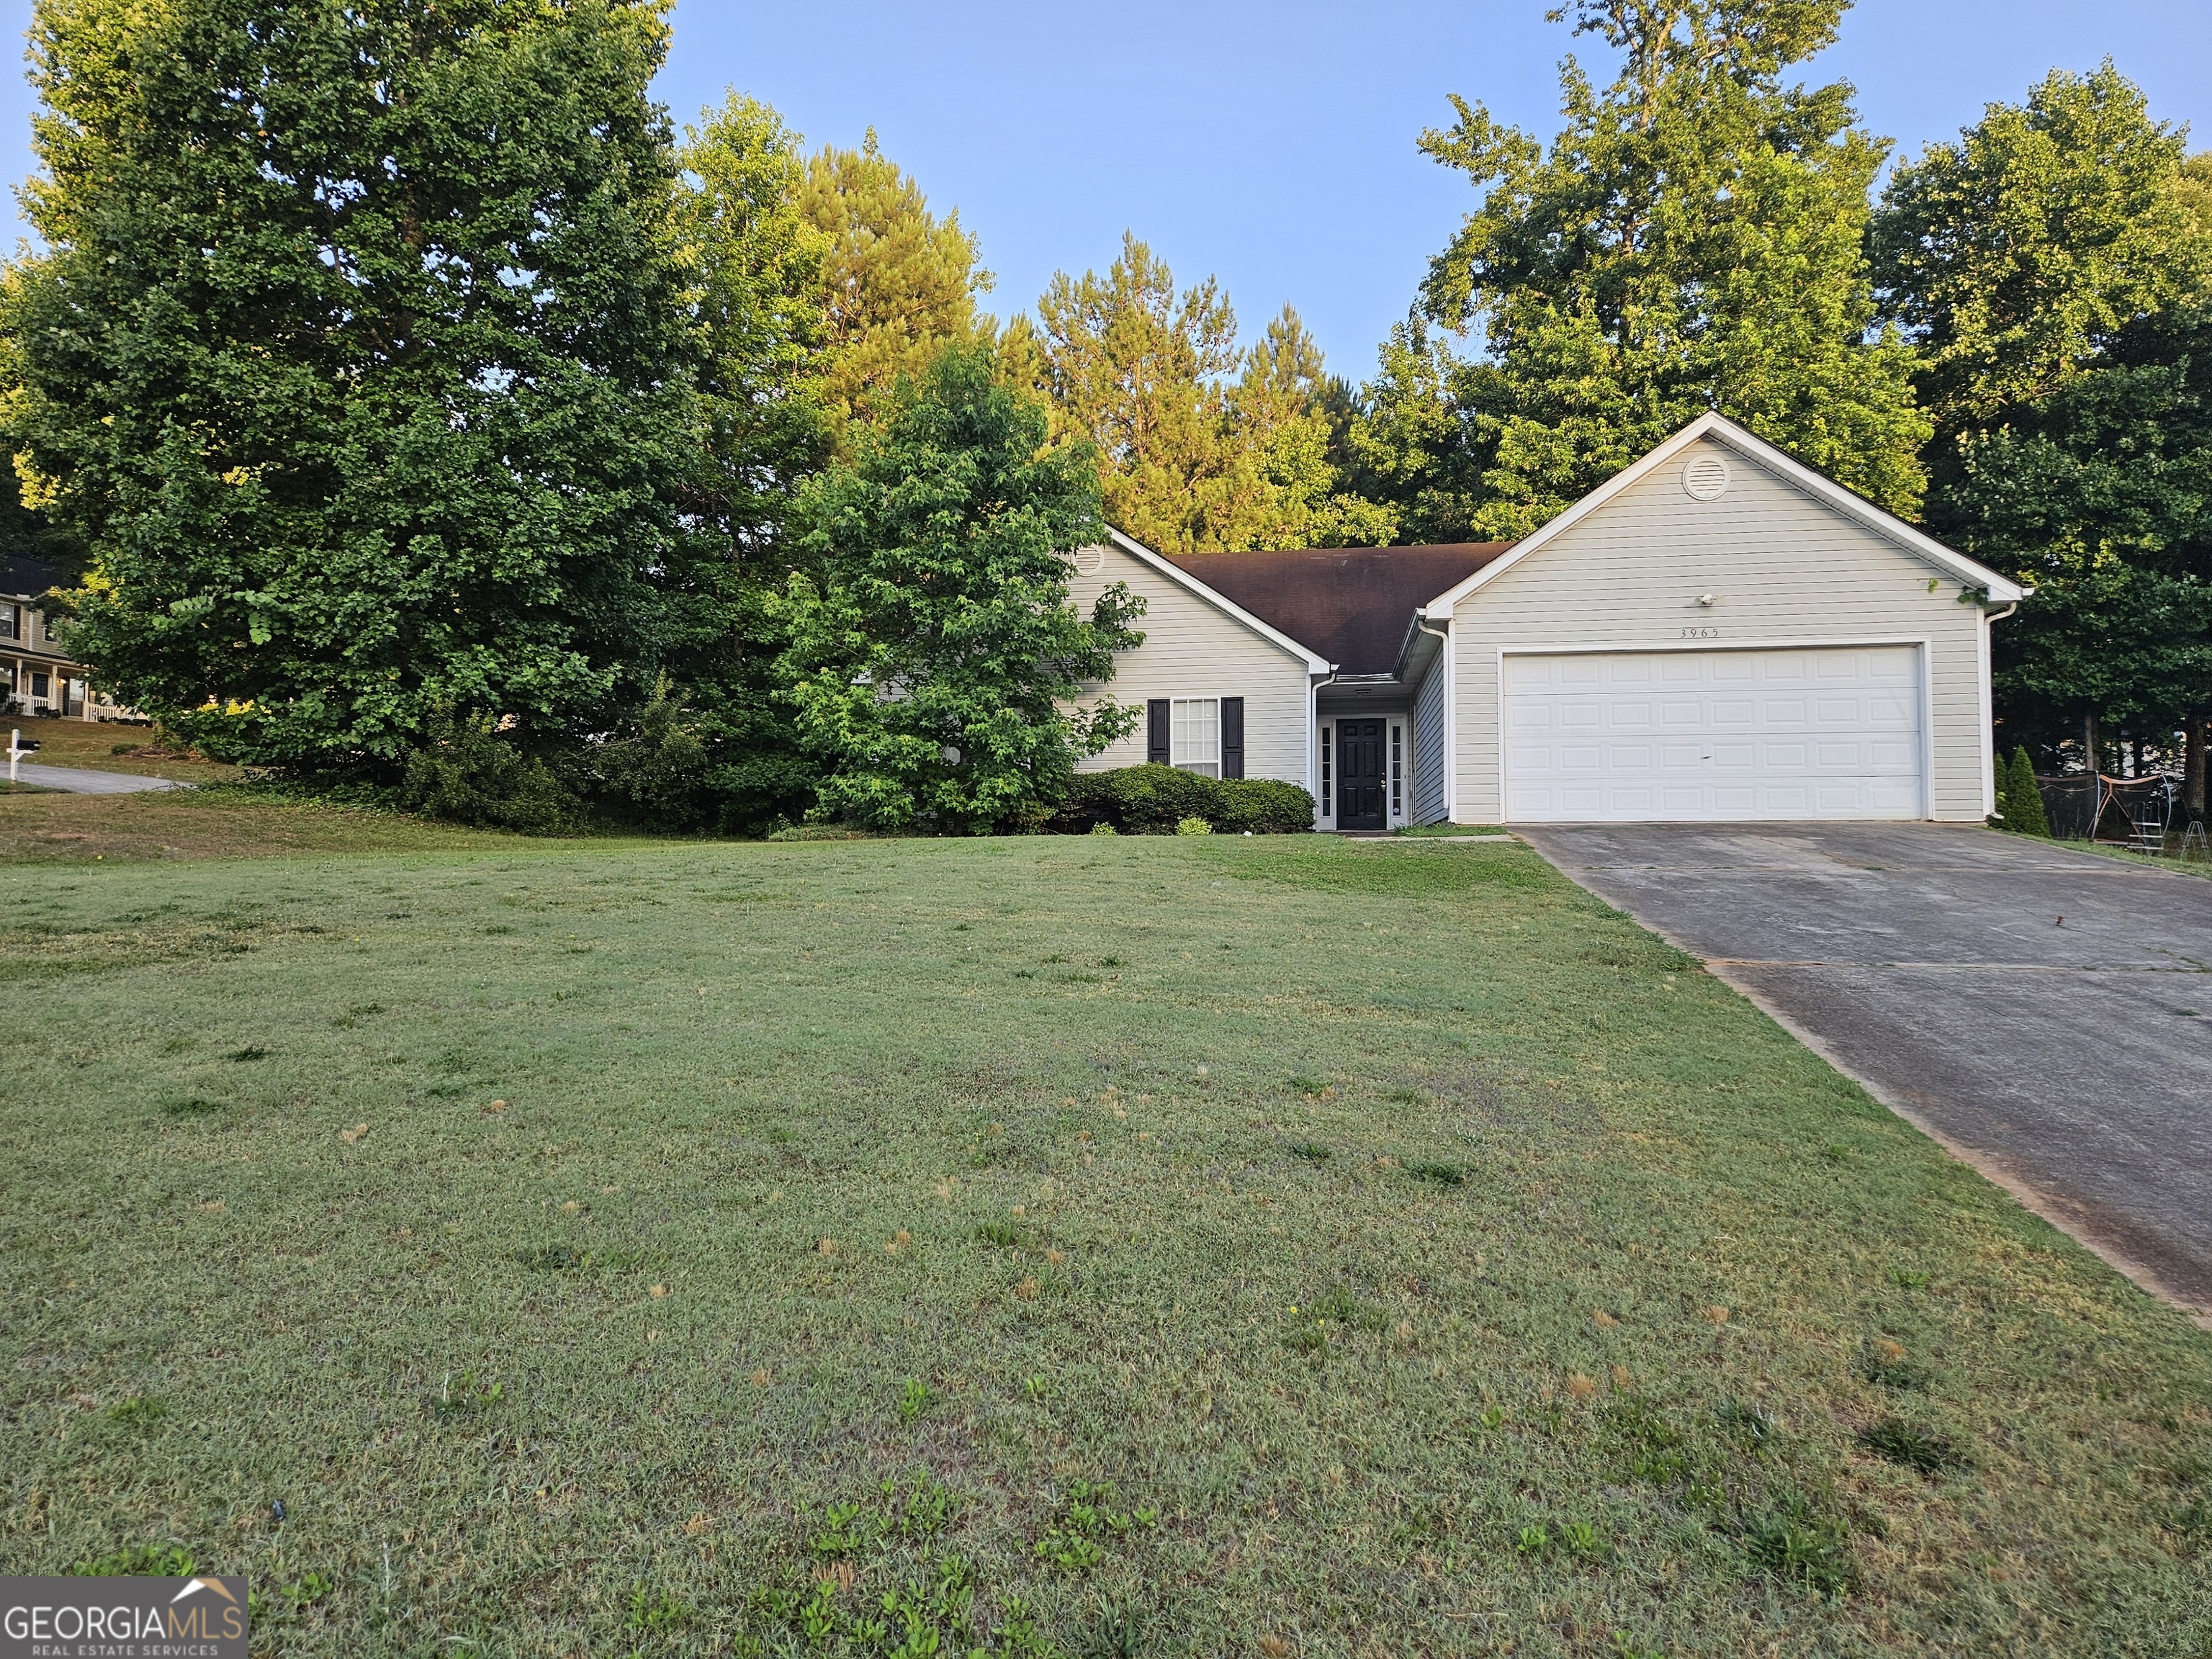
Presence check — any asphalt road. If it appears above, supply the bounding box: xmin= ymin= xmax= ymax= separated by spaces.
xmin=7 ymin=761 xmax=185 ymax=794
xmin=1516 ymin=822 xmax=2212 ymax=1314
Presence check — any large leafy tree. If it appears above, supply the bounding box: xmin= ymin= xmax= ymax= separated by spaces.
xmin=1382 ymin=0 xmax=1925 ymax=539
xmin=775 ymin=343 xmax=1143 ymax=833
xmin=595 ymin=90 xmax=835 ymax=832
xmin=1941 ymin=309 xmax=2212 ymax=815
xmin=1873 ymin=66 xmax=2212 ymax=809
xmin=1029 ymin=234 xmax=1388 ymax=553
xmin=1871 ymin=63 xmax=2208 ymax=463
xmin=4 ymin=0 xmax=706 ymax=770
xmin=798 ymin=130 xmax=990 ymax=435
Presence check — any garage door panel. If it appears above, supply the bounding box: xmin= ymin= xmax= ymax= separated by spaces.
xmin=1503 ymin=646 xmax=1924 ymax=822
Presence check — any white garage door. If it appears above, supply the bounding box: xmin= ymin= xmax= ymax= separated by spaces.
xmin=1503 ymin=645 xmax=1924 ymax=822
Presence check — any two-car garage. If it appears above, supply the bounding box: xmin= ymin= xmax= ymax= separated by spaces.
xmin=1501 ymin=644 xmax=1926 ymax=823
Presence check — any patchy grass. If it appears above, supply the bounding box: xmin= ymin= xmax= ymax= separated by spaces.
xmin=0 ymin=786 xmax=559 ymax=863
xmin=1 ymin=835 xmax=2206 ymax=1658
xmin=2071 ymin=839 xmax=2212 ymax=881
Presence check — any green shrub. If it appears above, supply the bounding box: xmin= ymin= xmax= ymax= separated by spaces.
xmin=2005 ymin=747 xmax=2051 ymax=837
xmin=1175 ymin=815 xmax=1213 ymax=835
xmin=1049 ymin=765 xmax=1313 ymax=835
xmin=400 ymin=709 xmax=577 ymax=833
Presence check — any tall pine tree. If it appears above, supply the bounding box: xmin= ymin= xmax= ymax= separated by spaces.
xmin=1375 ymin=0 xmax=1926 ymax=538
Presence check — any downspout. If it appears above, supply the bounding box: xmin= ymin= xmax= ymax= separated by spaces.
xmin=1416 ymin=616 xmax=1449 ymax=823
xmin=1981 ymin=601 xmax=2017 ymax=820
xmin=1308 ymin=666 xmax=1337 ymax=827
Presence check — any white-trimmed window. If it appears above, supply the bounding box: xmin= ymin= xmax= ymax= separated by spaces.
xmin=1170 ymin=698 xmax=1220 ymax=777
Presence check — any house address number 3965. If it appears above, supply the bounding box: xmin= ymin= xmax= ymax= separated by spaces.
xmin=1680 ymin=626 xmax=1721 ymax=639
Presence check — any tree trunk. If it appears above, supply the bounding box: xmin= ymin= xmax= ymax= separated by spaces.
xmin=2082 ymin=711 xmax=2099 ymax=778
xmin=2186 ymin=714 xmax=2208 ymax=826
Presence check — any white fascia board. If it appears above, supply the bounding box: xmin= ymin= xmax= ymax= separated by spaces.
xmin=1419 ymin=412 xmax=2026 ymax=620
xmin=1105 ymin=529 xmax=1334 ymax=673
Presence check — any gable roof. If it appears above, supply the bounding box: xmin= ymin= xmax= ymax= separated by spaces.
xmin=1421 ymin=412 xmax=2026 ymax=617
xmin=1162 ymin=544 xmax=1512 ymax=675
xmin=1105 ymin=530 xmax=1334 ymax=672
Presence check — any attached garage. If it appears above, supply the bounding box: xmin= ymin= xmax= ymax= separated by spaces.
xmin=1062 ymin=413 xmax=2023 ymax=831
xmin=1423 ymin=415 xmax=2023 ymax=827
xmin=1501 ymin=644 xmax=1925 ymax=823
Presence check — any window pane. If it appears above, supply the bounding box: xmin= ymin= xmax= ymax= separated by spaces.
xmin=1170 ymin=698 xmax=1218 ymax=770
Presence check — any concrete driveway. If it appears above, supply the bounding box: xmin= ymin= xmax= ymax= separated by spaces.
xmin=1517 ymin=822 xmax=2212 ymax=1315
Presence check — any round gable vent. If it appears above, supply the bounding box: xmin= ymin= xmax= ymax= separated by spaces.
xmin=1682 ymin=453 xmax=1731 ymax=502
xmin=1071 ymin=546 xmax=1107 ymax=576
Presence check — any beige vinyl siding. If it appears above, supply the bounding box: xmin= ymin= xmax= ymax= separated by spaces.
xmin=1065 ymin=540 xmax=1313 ymax=786
xmin=1410 ymin=663 xmax=1449 ymax=824
xmin=1448 ymin=437 xmax=1994 ymax=823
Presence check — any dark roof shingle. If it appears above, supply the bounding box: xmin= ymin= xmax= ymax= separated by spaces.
xmin=1161 ymin=543 xmax=1514 ymax=674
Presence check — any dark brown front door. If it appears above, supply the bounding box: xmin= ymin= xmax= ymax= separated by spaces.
xmin=1337 ymin=719 xmax=1387 ymax=830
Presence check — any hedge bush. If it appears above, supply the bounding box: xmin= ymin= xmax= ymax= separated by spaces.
xmin=1048 ymin=765 xmax=1315 ymax=835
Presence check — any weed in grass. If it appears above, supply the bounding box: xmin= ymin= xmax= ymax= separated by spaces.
xmin=1024 ymin=1374 xmax=1053 ymax=1401
xmin=1406 ymin=1158 xmax=1465 ymax=1186
xmin=1286 ymin=1074 xmax=1326 ymax=1094
xmin=1859 ymin=1418 xmax=1966 ymax=1475
xmin=886 ymin=1471 xmax=958 ymax=1539
xmin=1741 ymin=1495 xmax=1854 ymax=1600
xmin=1892 ymin=1267 xmax=1930 ymax=1289
xmin=103 ymin=1396 xmax=166 ymax=1430
xmin=899 ymin=1377 xmax=932 ymax=1423
xmin=159 ymin=1095 xmax=223 ymax=1119
xmin=433 ymin=1369 xmax=503 ymax=1420
xmin=1384 ymin=1086 xmax=1430 ymax=1105
xmin=1716 ymin=1399 xmax=1776 ymax=1447
xmin=1516 ymin=1524 xmax=1552 ymax=1557
xmin=225 ymin=1045 xmax=270 ymax=1062
xmin=2174 ymin=1496 xmax=2211 ymax=1547
xmin=71 ymin=1545 xmax=197 ymax=1577
xmin=1285 ymin=1140 xmax=1331 ymax=1163
xmin=810 ymin=1500 xmax=873 ymax=1557
xmin=1478 ymin=1405 xmax=1508 ymax=1434
xmin=1560 ymin=1520 xmax=1610 ymax=1561
xmin=974 ymin=1219 xmax=1025 ymax=1248
xmin=279 ymin=1571 xmax=335 ymax=1609
xmin=1071 ymin=1596 xmax=1149 ymax=1659
xmin=625 ymin=1583 xmax=687 ymax=1635
xmin=1034 ymin=1480 xmax=1154 ymax=1573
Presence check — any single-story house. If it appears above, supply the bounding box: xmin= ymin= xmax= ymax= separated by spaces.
xmin=1066 ymin=413 xmax=2024 ymax=830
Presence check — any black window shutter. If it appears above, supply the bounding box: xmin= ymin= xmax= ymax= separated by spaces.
xmin=1220 ymin=697 xmax=1244 ymax=778
xmin=1146 ymin=699 xmax=1171 ymax=765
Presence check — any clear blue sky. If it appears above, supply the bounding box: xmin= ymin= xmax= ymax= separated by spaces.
xmin=4 ymin=1 xmax=2209 ymax=382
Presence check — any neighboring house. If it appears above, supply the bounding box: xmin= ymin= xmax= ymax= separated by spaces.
xmin=1 ymin=553 xmax=132 ymax=721
xmin=1067 ymin=413 xmax=2026 ymax=829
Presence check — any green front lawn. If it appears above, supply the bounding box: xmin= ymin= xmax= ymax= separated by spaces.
xmin=2 ymin=835 xmax=2206 ymax=1655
